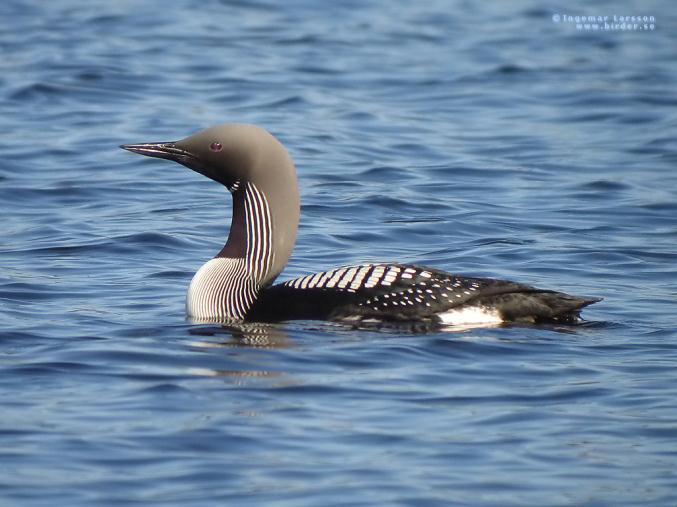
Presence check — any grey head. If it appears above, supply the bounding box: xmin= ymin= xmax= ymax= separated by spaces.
xmin=121 ymin=123 xmax=300 ymax=287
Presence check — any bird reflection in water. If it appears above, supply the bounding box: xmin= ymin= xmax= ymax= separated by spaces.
xmin=189 ymin=322 xmax=291 ymax=348
xmin=185 ymin=323 xmax=289 ymax=380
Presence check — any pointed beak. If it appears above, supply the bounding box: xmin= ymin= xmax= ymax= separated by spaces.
xmin=120 ymin=142 xmax=196 ymax=163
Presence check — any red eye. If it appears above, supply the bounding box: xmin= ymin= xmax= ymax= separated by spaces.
xmin=209 ymin=142 xmax=222 ymax=152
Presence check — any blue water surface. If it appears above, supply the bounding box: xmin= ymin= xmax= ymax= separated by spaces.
xmin=2 ymin=0 xmax=677 ymax=505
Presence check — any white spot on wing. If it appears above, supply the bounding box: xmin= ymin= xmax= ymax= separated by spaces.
xmin=307 ymin=272 xmax=324 ymax=288
xmin=338 ymin=267 xmax=359 ymax=288
xmin=325 ymin=267 xmax=347 ymax=288
xmin=365 ymin=265 xmax=386 ymax=288
xmin=350 ymin=265 xmax=372 ymax=290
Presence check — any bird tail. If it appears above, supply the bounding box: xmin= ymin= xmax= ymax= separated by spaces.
xmin=478 ymin=291 xmax=602 ymax=324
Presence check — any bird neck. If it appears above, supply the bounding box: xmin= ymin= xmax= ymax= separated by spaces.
xmin=217 ymin=179 xmax=298 ymax=287
xmin=187 ymin=179 xmax=299 ymax=322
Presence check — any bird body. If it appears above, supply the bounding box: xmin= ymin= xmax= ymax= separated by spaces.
xmin=121 ymin=124 xmax=600 ymax=327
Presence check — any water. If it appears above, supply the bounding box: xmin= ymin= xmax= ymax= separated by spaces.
xmin=2 ymin=0 xmax=677 ymax=505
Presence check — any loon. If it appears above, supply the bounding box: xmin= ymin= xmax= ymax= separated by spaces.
xmin=121 ymin=123 xmax=600 ymax=328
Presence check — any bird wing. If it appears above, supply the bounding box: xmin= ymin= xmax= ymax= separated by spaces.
xmin=248 ymin=263 xmax=542 ymax=323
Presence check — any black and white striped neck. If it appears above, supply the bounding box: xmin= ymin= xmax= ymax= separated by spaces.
xmin=216 ymin=181 xmax=274 ymax=279
xmin=186 ymin=181 xmax=275 ymax=322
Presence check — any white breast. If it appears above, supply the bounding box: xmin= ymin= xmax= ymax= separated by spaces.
xmin=186 ymin=257 xmax=256 ymax=322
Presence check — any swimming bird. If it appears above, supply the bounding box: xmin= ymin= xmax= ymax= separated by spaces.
xmin=121 ymin=123 xmax=600 ymax=327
